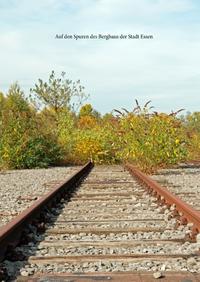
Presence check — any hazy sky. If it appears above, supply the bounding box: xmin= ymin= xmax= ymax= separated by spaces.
xmin=0 ymin=0 xmax=200 ymax=114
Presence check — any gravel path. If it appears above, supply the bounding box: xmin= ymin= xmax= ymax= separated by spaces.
xmin=151 ymin=164 xmax=200 ymax=211
xmin=0 ymin=166 xmax=80 ymax=227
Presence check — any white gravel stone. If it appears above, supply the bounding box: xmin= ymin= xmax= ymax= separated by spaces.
xmin=187 ymin=257 xmax=197 ymax=266
xmin=196 ymin=233 xmax=200 ymax=243
xmin=153 ymin=272 xmax=163 ymax=279
xmin=20 ymin=270 xmax=29 ymax=277
xmin=152 ymin=166 xmax=200 ymax=212
xmin=0 ymin=166 xmax=80 ymax=227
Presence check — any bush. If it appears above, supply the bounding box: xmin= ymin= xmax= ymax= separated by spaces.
xmin=0 ymin=84 xmax=62 ymax=169
xmin=0 ymin=82 xmax=194 ymax=172
xmin=183 ymin=112 xmax=200 ymax=160
xmin=115 ymin=112 xmax=188 ymax=172
xmin=15 ymin=136 xmax=62 ymax=168
xmin=72 ymin=132 xmax=103 ymax=164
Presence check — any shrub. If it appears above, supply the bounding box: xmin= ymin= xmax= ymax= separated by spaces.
xmin=184 ymin=112 xmax=200 ymax=160
xmin=0 ymin=84 xmax=62 ymax=169
xmin=0 ymin=83 xmax=193 ymax=173
xmin=114 ymin=105 xmax=188 ymax=172
xmin=70 ymin=125 xmax=119 ymax=164
xmin=15 ymin=136 xmax=62 ymax=168
xmin=72 ymin=132 xmax=103 ymax=163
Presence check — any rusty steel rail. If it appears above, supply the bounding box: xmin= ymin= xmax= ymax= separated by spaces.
xmin=0 ymin=161 xmax=93 ymax=262
xmin=17 ymin=272 xmax=200 ymax=282
xmin=126 ymin=163 xmax=200 ymax=237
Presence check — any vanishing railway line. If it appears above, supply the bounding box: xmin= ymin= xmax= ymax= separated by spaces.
xmin=0 ymin=162 xmax=200 ymax=281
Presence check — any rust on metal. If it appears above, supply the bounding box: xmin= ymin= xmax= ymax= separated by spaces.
xmin=38 ymin=238 xmax=185 ymax=247
xmin=0 ymin=212 xmax=18 ymax=217
xmin=17 ymin=196 xmax=38 ymax=201
xmin=85 ymin=180 xmax=135 ymax=184
xmin=72 ymin=197 xmax=131 ymax=201
xmin=0 ymin=161 xmax=93 ymax=262
xmin=45 ymin=226 xmax=169 ymax=234
xmin=74 ymin=192 xmax=136 ymax=197
xmin=126 ymin=163 xmax=200 ymax=237
xmin=54 ymin=218 xmax=164 ymax=223
xmin=28 ymin=253 xmax=196 ymax=264
xmin=16 ymin=272 xmax=200 ymax=282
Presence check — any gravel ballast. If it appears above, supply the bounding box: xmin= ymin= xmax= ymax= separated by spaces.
xmin=1 ymin=164 xmax=200 ymax=280
xmin=151 ymin=164 xmax=200 ymax=210
xmin=0 ymin=166 xmax=80 ymax=227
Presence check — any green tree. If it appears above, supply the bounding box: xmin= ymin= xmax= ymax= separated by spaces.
xmin=79 ymin=103 xmax=101 ymax=119
xmin=186 ymin=112 xmax=200 ymax=132
xmin=30 ymin=71 xmax=88 ymax=113
xmin=79 ymin=104 xmax=93 ymax=117
xmin=0 ymin=92 xmax=5 ymax=110
xmin=0 ymin=92 xmax=5 ymax=142
xmin=0 ymin=83 xmax=62 ymax=169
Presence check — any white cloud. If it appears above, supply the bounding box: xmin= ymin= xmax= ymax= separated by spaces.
xmin=76 ymin=0 xmax=193 ymax=22
xmin=0 ymin=0 xmax=199 ymax=113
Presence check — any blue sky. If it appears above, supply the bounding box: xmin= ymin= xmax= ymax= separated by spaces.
xmin=0 ymin=0 xmax=200 ymax=114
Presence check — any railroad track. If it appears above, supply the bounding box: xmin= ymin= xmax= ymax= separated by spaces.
xmin=0 ymin=162 xmax=200 ymax=281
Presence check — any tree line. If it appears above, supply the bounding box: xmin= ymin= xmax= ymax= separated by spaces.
xmin=0 ymin=71 xmax=200 ymax=172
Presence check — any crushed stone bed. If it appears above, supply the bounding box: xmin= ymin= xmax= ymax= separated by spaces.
xmin=151 ymin=164 xmax=200 ymax=210
xmin=0 ymin=166 xmax=80 ymax=227
xmin=1 ymin=164 xmax=200 ymax=279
